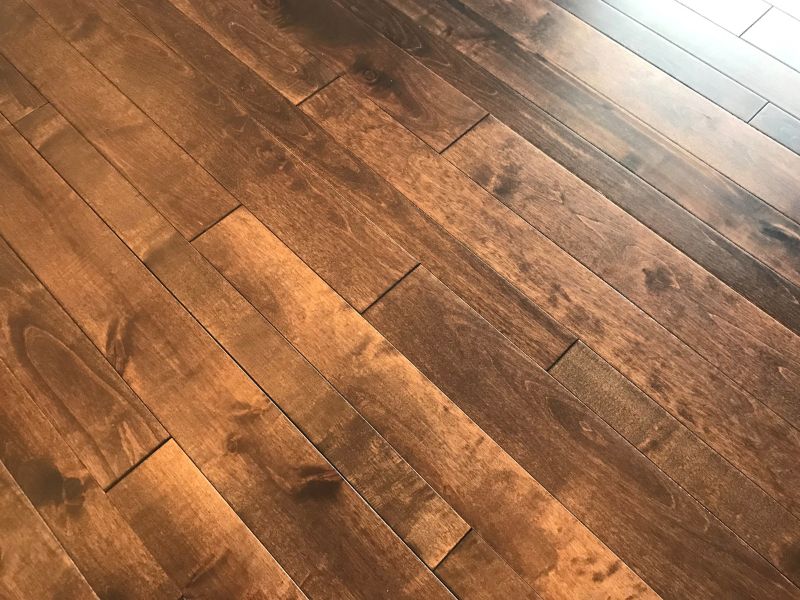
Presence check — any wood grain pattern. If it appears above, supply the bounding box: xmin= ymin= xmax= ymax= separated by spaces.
xmin=345 ymin=0 xmax=800 ymax=335
xmin=752 ymin=103 xmax=800 ymax=156
xmin=109 ymin=440 xmax=307 ymax=599
xmin=0 ymin=53 xmax=44 ymax=122
xmin=195 ymin=207 xmax=657 ymax=600
xmin=17 ymin=101 xmax=470 ymax=569
xmin=0 ymin=358 xmax=179 ymax=599
xmin=0 ymin=112 xmax=451 ymax=600
xmin=301 ymin=78 xmax=800 ymax=517
xmin=0 ymin=457 xmax=97 ymax=600
xmin=363 ymin=266 xmax=798 ymax=598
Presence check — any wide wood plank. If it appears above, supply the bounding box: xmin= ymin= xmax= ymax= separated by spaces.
xmin=677 ymin=0 xmax=769 ymax=34
xmin=195 ymin=207 xmax=657 ymax=600
xmin=446 ymin=116 xmax=800 ymax=426
xmin=435 ymin=531 xmax=540 ymax=600
xmin=0 ymin=114 xmax=450 ymax=600
xmin=0 ymin=358 xmax=179 ymax=599
xmin=744 ymin=8 xmax=800 ymax=73
xmin=0 ymin=1 xmax=237 ymax=239
xmin=17 ymin=101 xmax=470 ymax=569
xmin=0 ymin=236 xmax=166 ymax=490
xmin=364 ymin=266 xmax=798 ymax=598
xmin=0 ymin=458 xmax=97 ymax=600
xmin=355 ymin=0 xmax=800 ymax=330
xmin=301 ymin=78 xmax=800 ymax=517
xmin=109 ymin=440 xmax=306 ymax=599
xmin=752 ymin=103 xmax=800 ymax=155
xmin=117 ymin=0 xmax=573 ymax=366
xmin=550 ymin=342 xmax=800 ymax=587
xmin=0 ymin=53 xmax=45 ymax=122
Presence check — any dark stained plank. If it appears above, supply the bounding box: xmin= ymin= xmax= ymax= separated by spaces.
xmin=0 ymin=115 xmax=451 ymax=600
xmin=0 ymin=358 xmax=179 ymax=599
xmin=346 ymin=0 xmax=800 ymax=335
xmin=550 ymin=342 xmax=800 ymax=587
xmin=364 ymin=266 xmax=799 ymax=598
xmin=552 ymin=0 xmax=765 ymax=119
xmin=744 ymin=8 xmax=800 ymax=73
xmin=435 ymin=531 xmax=540 ymax=600
xmin=117 ymin=0 xmax=574 ymax=366
xmin=0 ymin=1 xmax=237 ymax=240
xmin=0 ymin=457 xmax=97 ymax=600
xmin=446 ymin=116 xmax=800 ymax=427
xmin=677 ymin=0 xmax=769 ymax=34
xmin=433 ymin=0 xmax=800 ymax=222
xmin=0 ymin=53 xmax=45 ymax=122
xmin=109 ymin=440 xmax=307 ymax=599
xmin=24 ymin=0 xmax=413 ymax=312
xmin=752 ymin=103 xmax=800 ymax=155
xmin=0 ymin=236 xmax=167 ymax=490
xmin=300 ymin=78 xmax=800 ymax=517
xmin=202 ymin=0 xmax=486 ymax=150
xmin=17 ymin=102 xmax=470 ymax=569
xmin=195 ymin=208 xmax=658 ymax=600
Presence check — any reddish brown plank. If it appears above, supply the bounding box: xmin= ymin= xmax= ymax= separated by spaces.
xmin=109 ymin=440 xmax=307 ymax=599
xmin=17 ymin=101 xmax=469 ymax=569
xmin=0 ymin=53 xmax=44 ymax=122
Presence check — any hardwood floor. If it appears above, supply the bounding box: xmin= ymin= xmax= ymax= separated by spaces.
xmin=0 ymin=0 xmax=798 ymax=598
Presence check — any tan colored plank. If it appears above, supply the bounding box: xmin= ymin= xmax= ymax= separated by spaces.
xmin=109 ymin=440 xmax=306 ymax=599
xmin=0 ymin=359 xmax=179 ymax=599
xmin=0 ymin=116 xmax=450 ymax=600
xmin=0 ymin=53 xmax=44 ymax=122
xmin=17 ymin=101 xmax=469 ymax=569
xmin=0 ymin=459 xmax=97 ymax=600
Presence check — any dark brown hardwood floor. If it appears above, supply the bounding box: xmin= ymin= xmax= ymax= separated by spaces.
xmin=0 ymin=0 xmax=799 ymax=598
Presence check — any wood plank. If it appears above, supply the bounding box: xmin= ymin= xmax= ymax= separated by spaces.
xmin=549 ymin=342 xmax=800 ymax=587
xmin=0 ymin=358 xmax=179 ymax=599
xmin=744 ymin=8 xmax=800 ymax=73
xmin=117 ymin=0 xmax=574 ymax=366
xmin=363 ymin=266 xmax=799 ymax=598
xmin=436 ymin=0 xmax=800 ymax=222
xmin=752 ymin=103 xmax=800 ymax=155
xmin=0 ymin=115 xmax=451 ymax=600
xmin=0 ymin=1 xmax=237 ymax=240
xmin=435 ymin=531 xmax=540 ymax=600
xmin=552 ymin=0 xmax=765 ymax=119
xmin=351 ymin=0 xmax=800 ymax=334
xmin=0 ymin=459 xmax=97 ymax=600
xmin=445 ymin=116 xmax=800 ymax=427
xmin=0 ymin=53 xmax=45 ymax=122
xmin=195 ymin=208 xmax=657 ymax=600
xmin=0 ymin=236 xmax=166 ymax=490
xmin=677 ymin=0 xmax=769 ymax=34
xmin=300 ymin=78 xmax=800 ymax=517
xmin=17 ymin=102 xmax=470 ymax=569
xmin=190 ymin=0 xmax=485 ymax=150
xmin=23 ymin=0 xmax=413 ymax=312
xmin=771 ymin=0 xmax=800 ymax=21
xmin=109 ymin=440 xmax=307 ymax=599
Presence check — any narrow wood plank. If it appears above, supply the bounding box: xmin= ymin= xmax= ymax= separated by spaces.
xmin=771 ymin=0 xmax=800 ymax=21
xmin=17 ymin=102 xmax=470 ymax=569
xmin=752 ymin=103 xmax=800 ymax=155
xmin=0 ymin=116 xmax=450 ymax=600
xmin=0 ymin=358 xmax=179 ymax=599
xmin=744 ymin=8 xmax=800 ymax=73
xmin=301 ymin=78 xmax=800 ymax=517
xmin=195 ymin=208 xmax=657 ymax=600
xmin=117 ymin=0 xmax=573 ymax=366
xmin=364 ymin=266 xmax=799 ymax=598
xmin=431 ymin=0 xmax=800 ymax=222
xmin=109 ymin=440 xmax=306 ymax=599
xmin=553 ymin=0 xmax=765 ymax=119
xmin=0 ymin=459 xmax=97 ymax=600
xmin=435 ymin=531 xmax=540 ymax=600
xmin=0 ymin=236 xmax=166 ymax=490
xmin=677 ymin=0 xmax=769 ymax=34
xmin=0 ymin=53 xmax=45 ymax=122
xmin=23 ymin=0 xmax=413 ymax=312
xmin=0 ymin=1 xmax=237 ymax=240
xmin=198 ymin=0 xmax=486 ymax=150
xmin=550 ymin=342 xmax=800 ymax=587
xmin=346 ymin=0 xmax=800 ymax=335
xmin=445 ymin=116 xmax=800 ymax=427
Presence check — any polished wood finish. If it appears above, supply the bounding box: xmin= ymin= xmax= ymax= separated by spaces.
xmin=744 ymin=8 xmax=800 ymax=73
xmin=0 ymin=54 xmax=45 ymax=123
xmin=753 ymin=103 xmax=800 ymax=155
